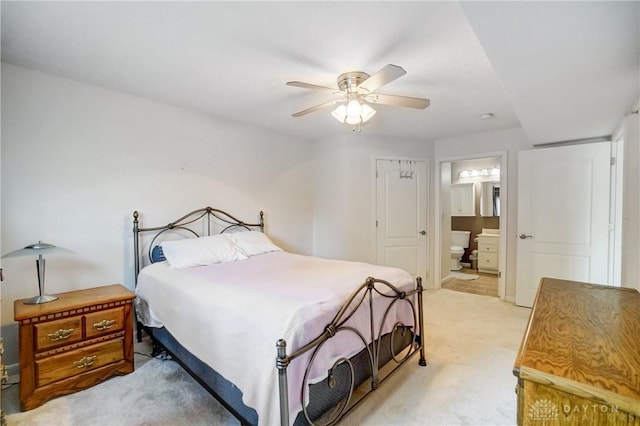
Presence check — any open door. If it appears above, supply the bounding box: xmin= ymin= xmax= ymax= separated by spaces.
xmin=516 ymin=142 xmax=612 ymax=307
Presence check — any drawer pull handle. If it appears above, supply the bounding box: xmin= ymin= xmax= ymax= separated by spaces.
xmin=47 ymin=328 xmax=74 ymax=341
xmin=1 ymin=365 xmax=8 ymax=383
xmin=93 ymin=319 xmax=115 ymax=331
xmin=73 ymin=355 xmax=97 ymax=369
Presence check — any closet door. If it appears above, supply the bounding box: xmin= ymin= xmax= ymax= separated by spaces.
xmin=375 ymin=159 xmax=428 ymax=279
xmin=515 ymin=142 xmax=612 ymax=307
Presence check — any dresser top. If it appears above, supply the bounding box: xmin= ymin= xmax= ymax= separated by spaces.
xmin=514 ymin=278 xmax=640 ymax=410
xmin=14 ymin=284 xmax=135 ymax=321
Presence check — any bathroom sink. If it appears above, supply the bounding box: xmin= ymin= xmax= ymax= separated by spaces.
xmin=480 ymin=228 xmax=499 ymax=236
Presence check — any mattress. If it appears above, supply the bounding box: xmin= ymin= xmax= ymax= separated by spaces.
xmin=135 ymin=251 xmax=415 ymax=425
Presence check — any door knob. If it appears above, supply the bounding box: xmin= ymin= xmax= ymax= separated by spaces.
xmin=420 ymin=230 xmax=426 ymax=235
xmin=519 ymin=234 xmax=533 ymax=239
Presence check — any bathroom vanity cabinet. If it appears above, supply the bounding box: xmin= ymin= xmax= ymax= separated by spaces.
xmin=477 ymin=232 xmax=498 ymax=274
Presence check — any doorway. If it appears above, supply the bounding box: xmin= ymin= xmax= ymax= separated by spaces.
xmin=436 ymin=152 xmax=507 ymax=300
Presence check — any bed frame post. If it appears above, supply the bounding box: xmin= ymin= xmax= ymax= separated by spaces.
xmin=276 ymin=339 xmax=290 ymax=426
xmin=133 ymin=210 xmax=143 ymax=343
xmin=416 ymin=276 xmax=427 ymax=366
xmin=133 ymin=211 xmax=140 ymax=282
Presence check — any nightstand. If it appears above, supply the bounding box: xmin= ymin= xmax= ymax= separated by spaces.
xmin=14 ymin=284 xmax=135 ymax=411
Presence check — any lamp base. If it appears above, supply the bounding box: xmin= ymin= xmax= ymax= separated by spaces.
xmin=23 ymin=294 xmax=59 ymax=305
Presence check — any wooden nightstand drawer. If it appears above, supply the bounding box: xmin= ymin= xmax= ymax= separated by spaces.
xmin=36 ymin=339 xmax=124 ymax=387
xmin=85 ymin=307 xmax=124 ymax=339
xmin=34 ymin=318 xmax=83 ymax=351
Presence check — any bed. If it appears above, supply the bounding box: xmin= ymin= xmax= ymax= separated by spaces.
xmin=132 ymin=207 xmax=426 ymax=426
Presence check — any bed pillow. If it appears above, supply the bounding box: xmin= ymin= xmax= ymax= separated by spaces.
xmin=161 ymin=234 xmax=248 ymax=268
xmin=151 ymin=245 xmax=166 ymax=263
xmin=228 ymin=231 xmax=282 ymax=257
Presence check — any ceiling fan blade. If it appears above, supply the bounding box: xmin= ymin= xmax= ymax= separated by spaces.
xmin=364 ymin=93 xmax=430 ymax=109
xmin=357 ymin=64 xmax=407 ymax=94
xmin=292 ymin=99 xmax=342 ymax=117
xmin=286 ymin=81 xmax=338 ymax=92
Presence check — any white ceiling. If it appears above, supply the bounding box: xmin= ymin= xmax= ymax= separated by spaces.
xmin=2 ymin=1 xmax=638 ymax=144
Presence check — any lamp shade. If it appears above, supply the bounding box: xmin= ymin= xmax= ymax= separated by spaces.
xmin=2 ymin=242 xmax=74 ymax=258
xmin=2 ymin=241 xmax=74 ymax=304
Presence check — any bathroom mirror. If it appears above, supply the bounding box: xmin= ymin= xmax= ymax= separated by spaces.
xmin=480 ymin=181 xmax=500 ymax=217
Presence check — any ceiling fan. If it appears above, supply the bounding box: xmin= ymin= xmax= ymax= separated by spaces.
xmin=286 ymin=64 xmax=430 ymax=128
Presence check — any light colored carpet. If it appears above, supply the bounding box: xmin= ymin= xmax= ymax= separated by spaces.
xmin=345 ymin=289 xmax=530 ymax=425
xmin=5 ymin=352 xmax=238 ymax=426
xmin=4 ymin=289 xmax=531 ymax=425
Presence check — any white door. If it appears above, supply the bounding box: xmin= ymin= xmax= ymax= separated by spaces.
xmin=376 ymin=159 xmax=428 ymax=279
xmin=516 ymin=142 xmax=611 ymax=307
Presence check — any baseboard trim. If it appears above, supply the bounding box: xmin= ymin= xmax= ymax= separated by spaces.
xmin=6 ymin=363 xmax=20 ymax=385
xmin=441 ymin=275 xmax=454 ymax=284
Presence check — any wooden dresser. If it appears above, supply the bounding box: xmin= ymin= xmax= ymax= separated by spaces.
xmin=14 ymin=284 xmax=135 ymax=411
xmin=1 ymin=289 xmax=6 ymax=426
xmin=513 ymin=278 xmax=640 ymax=425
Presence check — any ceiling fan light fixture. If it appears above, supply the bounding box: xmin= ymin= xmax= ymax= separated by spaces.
xmin=345 ymin=115 xmax=362 ymax=125
xmin=332 ymin=102 xmax=376 ymax=126
xmin=346 ymin=99 xmax=362 ymax=118
xmin=331 ymin=104 xmax=348 ymax=123
xmin=360 ymin=103 xmax=376 ymax=122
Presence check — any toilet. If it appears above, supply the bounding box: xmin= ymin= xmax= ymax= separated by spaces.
xmin=450 ymin=230 xmax=471 ymax=271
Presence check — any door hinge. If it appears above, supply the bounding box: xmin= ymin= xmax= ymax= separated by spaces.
xmin=611 ymin=157 xmax=616 ymax=166
xmin=376 ymin=220 xmax=379 ymax=227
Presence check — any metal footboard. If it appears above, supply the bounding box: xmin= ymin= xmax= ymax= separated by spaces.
xmin=276 ymin=276 xmax=427 ymax=426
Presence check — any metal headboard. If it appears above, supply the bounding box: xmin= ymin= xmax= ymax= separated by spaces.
xmin=132 ymin=207 xmax=264 ymax=285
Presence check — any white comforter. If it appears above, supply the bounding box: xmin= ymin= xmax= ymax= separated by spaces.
xmin=136 ymin=251 xmax=415 ymax=426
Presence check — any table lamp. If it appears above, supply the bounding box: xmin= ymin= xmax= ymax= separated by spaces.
xmin=2 ymin=241 xmax=74 ymax=304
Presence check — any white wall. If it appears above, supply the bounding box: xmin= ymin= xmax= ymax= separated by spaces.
xmin=1 ymin=63 xmax=315 ymax=364
xmin=435 ymin=127 xmax=534 ymax=301
xmin=312 ymin=133 xmax=435 ymax=286
xmin=439 ymin=162 xmax=452 ymax=280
